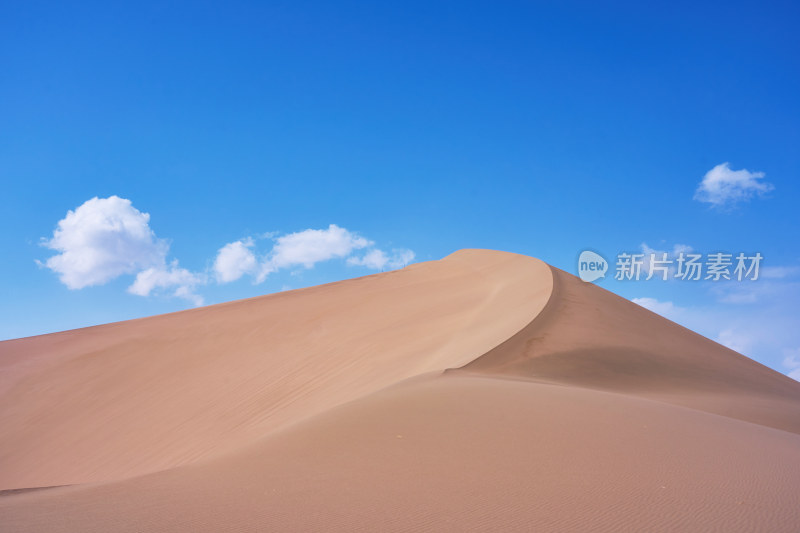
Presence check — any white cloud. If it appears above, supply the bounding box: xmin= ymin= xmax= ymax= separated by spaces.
xmin=209 ymin=220 xmax=408 ymax=292
xmin=42 ymin=196 xmax=206 ymax=304
xmin=128 ymin=261 xmax=205 ymax=305
xmin=43 ymin=201 xmax=415 ymax=303
xmin=694 ymin=162 xmax=774 ymax=208
xmin=761 ymin=266 xmax=800 ymax=279
xmin=632 ymin=296 xmax=785 ymax=359
xmin=711 ymin=280 xmax=800 ymax=305
xmin=715 ymin=286 xmax=760 ymax=304
xmin=214 ymin=238 xmax=257 ymax=283
xmin=782 ymin=349 xmax=800 ymax=382
xmin=41 ymin=196 xmax=167 ymax=289
xmin=631 ymin=297 xmax=686 ymax=321
xmin=271 ymin=224 xmax=371 ymax=269
xmin=716 ymin=328 xmax=755 ymax=354
xmin=347 ymin=248 xmax=415 ymax=270
xmin=214 ymin=225 xmax=413 ymax=283
xmin=633 ymin=280 xmax=800 ymax=377
xmin=631 ymin=296 xmax=757 ymax=355
xmin=783 ymin=350 xmax=800 ymax=371
xmin=255 ymin=224 xmax=373 ymax=282
xmin=638 ymin=243 xmax=693 ymax=279
xmin=347 ymin=249 xmax=389 ymax=270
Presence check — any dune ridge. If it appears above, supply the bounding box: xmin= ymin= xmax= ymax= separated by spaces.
xmin=1 ymin=249 xmax=799 ymax=532
xmin=0 ymin=250 xmax=553 ymax=490
xmin=463 ymin=265 xmax=800 ymax=434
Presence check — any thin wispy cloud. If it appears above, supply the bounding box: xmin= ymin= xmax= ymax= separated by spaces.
xmin=711 ymin=280 xmax=800 ymax=305
xmin=694 ymin=162 xmax=774 ymax=208
xmin=761 ymin=265 xmax=800 ymax=279
xmin=783 ymin=349 xmax=800 ymax=381
xmin=347 ymin=248 xmax=415 ymax=270
xmin=631 ymin=297 xmax=686 ymax=321
xmin=715 ymin=328 xmax=756 ymax=354
xmin=631 ymin=272 xmax=800 ymax=380
xmin=632 ymin=296 xmax=759 ymax=355
xmin=709 ymin=262 xmax=800 ymax=305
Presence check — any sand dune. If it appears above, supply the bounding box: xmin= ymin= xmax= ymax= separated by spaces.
xmin=465 ymin=265 xmax=800 ymax=434
xmin=1 ymin=249 xmax=799 ymax=531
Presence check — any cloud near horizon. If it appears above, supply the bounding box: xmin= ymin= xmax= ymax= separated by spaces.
xmin=41 ymin=196 xmax=415 ymax=304
xmin=129 ymin=261 xmax=206 ymax=306
xmin=40 ymin=196 xmax=204 ymax=304
xmin=347 ymin=248 xmax=415 ymax=270
xmin=214 ymin=224 xmax=412 ymax=284
xmin=783 ymin=349 xmax=800 ymax=382
xmin=258 ymin=224 xmax=372 ymax=281
xmin=639 ymin=242 xmax=693 ymax=279
xmin=631 ymin=272 xmax=800 ymax=382
xmin=40 ymin=196 xmax=167 ymax=289
xmin=694 ymin=162 xmax=774 ymax=208
xmin=214 ymin=238 xmax=258 ymax=283
xmin=631 ymin=297 xmax=686 ymax=321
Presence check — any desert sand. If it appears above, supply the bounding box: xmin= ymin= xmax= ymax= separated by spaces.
xmin=1 ymin=249 xmax=798 ymax=532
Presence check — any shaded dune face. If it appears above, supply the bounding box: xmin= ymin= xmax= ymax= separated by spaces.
xmin=1 ymin=250 xmax=800 ymax=532
xmin=463 ymin=267 xmax=800 ymax=434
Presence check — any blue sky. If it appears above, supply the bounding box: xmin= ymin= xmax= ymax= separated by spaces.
xmin=1 ymin=1 xmax=799 ymax=377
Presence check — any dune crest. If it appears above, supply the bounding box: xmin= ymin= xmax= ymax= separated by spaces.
xmin=1 ymin=249 xmax=799 ymax=532
xmin=0 ymin=249 xmax=552 ymax=490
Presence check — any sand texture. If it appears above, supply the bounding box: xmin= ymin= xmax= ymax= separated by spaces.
xmin=1 ymin=250 xmax=798 ymax=531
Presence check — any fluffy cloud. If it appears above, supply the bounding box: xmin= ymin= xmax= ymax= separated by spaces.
xmin=42 ymin=196 xmax=205 ymax=304
xmin=41 ymin=196 xmax=167 ymax=289
xmin=256 ymin=224 xmax=373 ymax=282
xmin=270 ymin=224 xmax=371 ymax=269
xmin=347 ymin=248 xmax=415 ymax=270
xmin=694 ymin=162 xmax=774 ymax=208
xmin=44 ymin=199 xmax=416 ymax=304
xmin=129 ymin=261 xmax=206 ymax=305
xmin=214 ymin=225 xmax=414 ymax=284
xmin=214 ymin=238 xmax=257 ymax=283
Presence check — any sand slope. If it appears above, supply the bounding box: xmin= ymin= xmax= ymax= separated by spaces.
xmin=1 ymin=250 xmax=799 ymax=531
xmin=465 ymin=265 xmax=800 ymax=434
xmin=0 ymin=250 xmax=551 ymax=490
